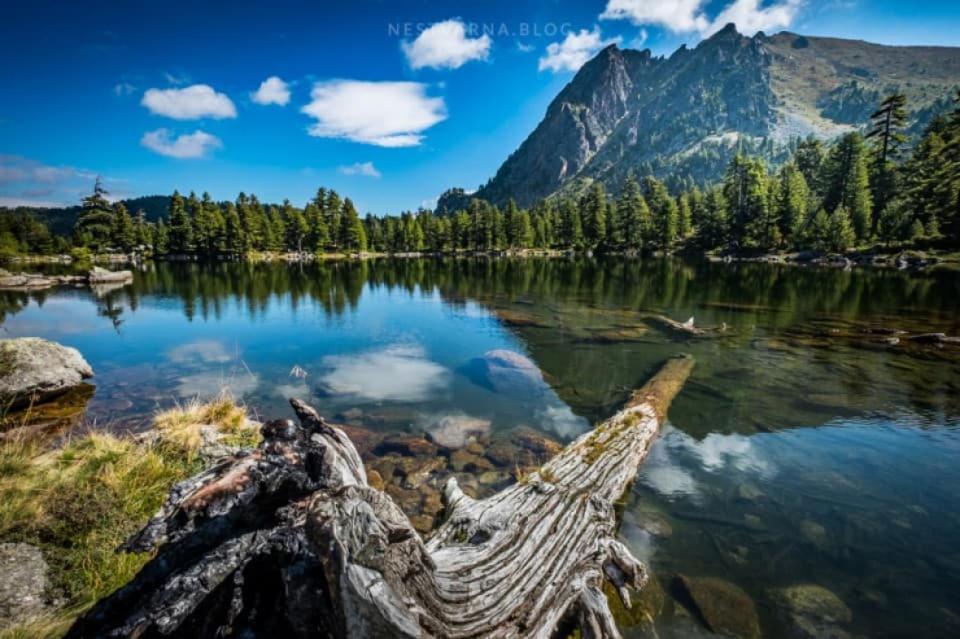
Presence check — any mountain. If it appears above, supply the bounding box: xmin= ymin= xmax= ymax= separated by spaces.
xmin=440 ymin=24 xmax=960 ymax=210
xmin=4 ymin=195 xmax=171 ymax=237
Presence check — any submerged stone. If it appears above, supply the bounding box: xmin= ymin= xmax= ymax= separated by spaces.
xmin=770 ymin=584 xmax=852 ymax=639
xmin=678 ymin=575 xmax=761 ymax=639
xmin=421 ymin=413 xmax=491 ymax=449
xmin=460 ymin=349 xmax=547 ymax=396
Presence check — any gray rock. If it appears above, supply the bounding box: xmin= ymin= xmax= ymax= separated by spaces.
xmin=678 ymin=575 xmax=761 ymax=639
xmin=421 ymin=413 xmax=491 ymax=449
xmin=0 ymin=338 xmax=94 ymax=408
xmin=464 ymin=349 xmax=547 ymax=397
xmin=0 ymin=543 xmax=51 ymax=629
xmin=88 ymin=266 xmax=133 ymax=283
xmin=771 ymin=584 xmax=852 ymax=639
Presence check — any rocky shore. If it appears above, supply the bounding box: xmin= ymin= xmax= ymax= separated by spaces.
xmin=0 ymin=267 xmax=133 ymax=292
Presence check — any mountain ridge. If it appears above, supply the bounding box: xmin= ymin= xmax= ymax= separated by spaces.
xmin=440 ymin=24 xmax=960 ymax=210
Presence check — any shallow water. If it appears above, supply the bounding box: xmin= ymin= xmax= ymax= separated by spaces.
xmin=3 ymin=258 xmax=960 ymax=637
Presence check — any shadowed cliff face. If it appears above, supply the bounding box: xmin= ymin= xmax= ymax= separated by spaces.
xmin=447 ymin=24 xmax=960 ymax=208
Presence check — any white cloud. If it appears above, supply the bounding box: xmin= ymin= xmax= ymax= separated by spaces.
xmin=163 ymin=71 xmax=190 ymax=86
xmin=338 ymin=161 xmax=381 ymax=178
xmin=141 ymin=84 xmax=237 ymax=120
xmin=631 ymin=28 xmax=649 ymax=48
xmin=517 ymin=41 xmax=535 ymax=53
xmin=601 ymin=0 xmax=709 ymax=33
xmin=318 ymin=344 xmax=450 ymax=402
xmin=600 ymin=0 xmax=803 ymax=37
xmin=402 ymin=19 xmax=492 ymax=70
xmin=539 ymin=27 xmax=621 ymax=73
xmin=251 ymin=76 xmax=290 ymax=106
xmin=301 ymin=80 xmax=447 ymax=147
xmin=113 ymin=82 xmax=136 ymax=97
xmin=141 ymin=129 xmax=222 ymax=159
xmin=0 ymin=155 xmax=108 ymax=207
xmin=704 ymin=0 xmax=804 ymax=37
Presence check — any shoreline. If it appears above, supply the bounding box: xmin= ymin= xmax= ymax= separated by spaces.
xmin=3 ymin=246 xmax=959 ymax=272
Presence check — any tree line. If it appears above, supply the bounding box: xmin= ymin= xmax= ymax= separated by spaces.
xmin=4 ymin=91 xmax=959 ymax=258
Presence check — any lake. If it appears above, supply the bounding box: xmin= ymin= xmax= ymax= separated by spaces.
xmin=3 ymin=257 xmax=960 ymax=638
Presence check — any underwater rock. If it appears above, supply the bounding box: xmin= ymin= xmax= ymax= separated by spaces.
xmin=800 ymin=519 xmax=829 ymax=550
xmin=421 ymin=413 xmax=491 ymax=449
xmin=450 ymin=448 xmax=495 ymax=472
xmin=366 ymin=469 xmax=385 ymax=491
xmin=484 ymin=426 xmax=562 ymax=468
xmin=604 ymin=573 xmax=666 ymax=631
xmin=637 ymin=510 xmax=674 ymax=538
xmin=0 ymin=337 xmax=94 ymax=409
xmin=374 ymin=433 xmax=439 ymax=458
xmin=461 ymin=349 xmax=547 ymax=396
xmin=678 ymin=576 xmax=761 ymax=639
xmin=398 ymin=456 xmax=446 ymax=489
xmin=735 ymin=482 xmax=765 ymax=502
xmin=770 ymin=584 xmax=852 ymax=639
xmin=0 ymin=383 xmax=94 ymax=441
xmin=0 ymin=543 xmax=52 ymax=630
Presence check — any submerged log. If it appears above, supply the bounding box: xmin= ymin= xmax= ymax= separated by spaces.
xmin=643 ymin=314 xmax=728 ymax=337
xmin=66 ymin=356 xmax=694 ymax=639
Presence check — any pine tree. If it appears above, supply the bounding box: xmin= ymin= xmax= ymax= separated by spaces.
xmin=133 ymin=210 xmax=151 ymax=248
xmin=616 ymin=173 xmax=647 ymax=251
xmin=697 ymin=187 xmax=730 ymax=250
xmin=504 ymin=199 xmax=522 ymax=248
xmin=559 ymin=198 xmax=583 ymax=249
xmin=793 ymin=137 xmax=826 ymax=196
xmin=153 ymin=218 xmax=170 ymax=254
xmin=829 ymin=205 xmax=857 ymax=252
xmin=866 ymin=93 xmax=908 ymax=217
xmin=304 ymin=202 xmax=329 ymax=253
xmin=110 ymin=202 xmax=136 ymax=252
xmin=722 ymin=155 xmax=769 ymax=248
xmin=774 ymin=163 xmax=810 ymax=246
xmin=340 ymin=198 xmax=366 ymax=252
xmin=822 ymin=133 xmax=873 ymax=243
xmin=677 ymin=193 xmax=693 ymax=239
xmin=75 ymin=177 xmax=114 ymax=251
xmin=222 ymin=202 xmax=246 ymax=256
xmin=644 ymin=177 xmax=677 ymax=249
xmin=325 ymin=190 xmax=342 ymax=250
xmin=284 ymin=200 xmax=309 ymax=252
xmin=166 ymin=190 xmax=193 ymax=254
xmin=580 ymin=182 xmax=607 ymax=249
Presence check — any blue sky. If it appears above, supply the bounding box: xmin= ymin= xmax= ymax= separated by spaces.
xmin=2 ymin=0 xmax=959 ymax=214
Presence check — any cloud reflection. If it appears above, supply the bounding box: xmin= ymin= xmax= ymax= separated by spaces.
xmin=168 ymin=339 xmax=233 ymax=364
xmin=318 ymin=344 xmax=449 ymax=402
xmin=638 ymin=425 xmax=773 ymax=499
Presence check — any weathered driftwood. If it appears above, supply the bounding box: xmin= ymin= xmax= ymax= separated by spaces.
xmin=643 ymin=314 xmax=728 ymax=337
xmin=66 ymin=355 xmax=694 ymax=639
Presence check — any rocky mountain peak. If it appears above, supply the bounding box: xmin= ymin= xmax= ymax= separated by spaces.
xmin=445 ymin=30 xmax=960 ymax=209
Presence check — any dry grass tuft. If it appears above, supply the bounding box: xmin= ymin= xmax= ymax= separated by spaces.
xmin=0 ymin=393 xmax=260 ymax=638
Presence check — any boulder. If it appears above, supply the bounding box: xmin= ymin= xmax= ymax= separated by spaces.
xmin=0 ymin=543 xmax=51 ymax=630
xmin=0 ymin=338 xmax=94 ymax=408
xmin=461 ymin=349 xmax=547 ymax=396
xmin=421 ymin=413 xmax=491 ymax=449
xmin=678 ymin=576 xmax=761 ymax=639
xmin=770 ymin=584 xmax=852 ymax=639
xmin=87 ymin=266 xmax=133 ymax=283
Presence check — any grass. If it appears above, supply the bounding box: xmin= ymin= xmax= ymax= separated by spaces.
xmin=0 ymin=393 xmax=260 ymax=638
